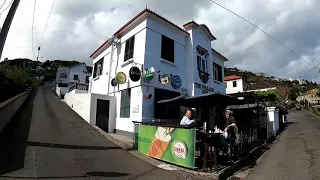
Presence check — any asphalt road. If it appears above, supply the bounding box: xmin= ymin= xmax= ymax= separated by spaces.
xmin=246 ymin=108 xmax=320 ymax=180
xmin=0 ymin=87 xmax=207 ymax=180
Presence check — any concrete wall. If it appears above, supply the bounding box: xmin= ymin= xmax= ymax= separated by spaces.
xmin=0 ymin=89 xmax=32 ymax=134
xmin=55 ymin=84 xmax=70 ymax=97
xmin=226 ymin=79 xmax=244 ymax=94
xmin=64 ymin=92 xmax=91 ymax=122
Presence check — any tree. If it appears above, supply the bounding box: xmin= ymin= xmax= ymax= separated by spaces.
xmin=253 ymin=89 xmax=279 ymax=102
xmin=277 ymin=86 xmax=291 ymax=104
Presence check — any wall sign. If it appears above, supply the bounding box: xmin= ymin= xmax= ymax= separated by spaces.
xmin=145 ymin=67 xmax=155 ymax=81
xmin=111 ymin=78 xmax=118 ymax=87
xmin=116 ymin=72 xmax=126 ymax=84
xmin=171 ymin=75 xmax=182 ymax=89
xmin=159 ymin=74 xmax=170 ymax=85
xmin=129 ymin=66 xmax=141 ymax=82
xmin=194 ymin=82 xmax=214 ymax=94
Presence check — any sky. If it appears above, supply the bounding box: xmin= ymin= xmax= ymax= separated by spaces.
xmin=1 ymin=0 xmax=320 ymax=82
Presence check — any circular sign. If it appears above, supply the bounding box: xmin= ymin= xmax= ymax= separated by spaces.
xmin=116 ymin=72 xmax=126 ymax=84
xmin=159 ymin=74 xmax=170 ymax=85
xmin=171 ymin=75 xmax=182 ymax=89
xmin=111 ymin=78 xmax=117 ymax=86
xmin=171 ymin=140 xmax=187 ymax=159
xmin=129 ymin=66 xmax=141 ymax=82
xmin=145 ymin=67 xmax=155 ymax=81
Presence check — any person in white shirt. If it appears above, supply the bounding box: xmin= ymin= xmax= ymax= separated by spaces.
xmin=180 ymin=110 xmax=196 ymax=125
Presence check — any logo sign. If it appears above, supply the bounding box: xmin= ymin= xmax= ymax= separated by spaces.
xmin=172 ymin=141 xmax=187 ymax=159
xmin=145 ymin=67 xmax=155 ymax=81
xmin=159 ymin=74 xmax=170 ymax=85
xmin=111 ymin=78 xmax=117 ymax=87
xmin=116 ymin=72 xmax=126 ymax=84
xmin=129 ymin=66 xmax=141 ymax=82
xmin=171 ymin=75 xmax=182 ymax=89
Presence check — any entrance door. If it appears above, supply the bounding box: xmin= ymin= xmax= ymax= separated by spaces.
xmin=200 ymin=107 xmax=210 ymax=125
xmin=96 ymin=99 xmax=110 ymax=132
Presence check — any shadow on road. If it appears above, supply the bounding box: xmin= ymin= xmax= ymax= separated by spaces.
xmin=0 ymin=171 xmax=129 ymax=179
xmin=27 ymin=141 xmax=122 ymax=150
xmin=0 ymin=89 xmax=37 ymax=175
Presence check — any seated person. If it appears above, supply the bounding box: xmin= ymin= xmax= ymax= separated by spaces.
xmin=180 ymin=110 xmax=196 ymax=126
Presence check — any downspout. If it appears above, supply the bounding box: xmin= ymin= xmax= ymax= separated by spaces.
xmin=107 ymin=43 xmax=115 ymax=94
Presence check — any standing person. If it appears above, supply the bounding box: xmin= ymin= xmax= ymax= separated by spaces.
xmin=180 ymin=110 xmax=196 ymax=125
xmin=221 ymin=110 xmax=240 ymax=153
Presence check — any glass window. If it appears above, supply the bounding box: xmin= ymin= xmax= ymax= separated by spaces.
xmin=120 ymin=89 xmax=131 ymax=118
xmin=124 ymin=36 xmax=135 ymax=62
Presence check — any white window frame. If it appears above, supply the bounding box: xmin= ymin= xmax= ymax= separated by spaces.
xmin=196 ymin=46 xmax=208 ymax=73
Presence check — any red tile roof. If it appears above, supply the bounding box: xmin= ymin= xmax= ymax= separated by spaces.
xmin=225 ymin=75 xmax=242 ymax=81
xmin=89 ymin=8 xmax=189 ymax=58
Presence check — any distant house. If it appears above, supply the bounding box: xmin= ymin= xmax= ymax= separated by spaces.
xmin=225 ymin=75 xmax=276 ymax=99
xmin=55 ymin=63 xmax=92 ymax=97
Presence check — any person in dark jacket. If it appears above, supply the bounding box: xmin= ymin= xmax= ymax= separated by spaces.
xmin=221 ymin=110 xmax=240 ymax=153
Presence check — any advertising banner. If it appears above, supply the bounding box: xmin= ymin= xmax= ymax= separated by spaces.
xmin=136 ymin=124 xmax=196 ymax=168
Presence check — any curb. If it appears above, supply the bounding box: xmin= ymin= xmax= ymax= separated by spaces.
xmin=91 ymin=125 xmax=217 ymax=179
xmin=91 ymin=125 xmax=133 ymax=151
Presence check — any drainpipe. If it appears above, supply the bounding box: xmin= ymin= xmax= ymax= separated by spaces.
xmin=107 ymin=43 xmax=115 ymax=94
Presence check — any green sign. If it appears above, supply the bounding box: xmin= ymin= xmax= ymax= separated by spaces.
xmin=116 ymin=72 xmax=126 ymax=84
xmin=136 ymin=124 xmax=196 ymax=168
xmin=145 ymin=67 xmax=155 ymax=81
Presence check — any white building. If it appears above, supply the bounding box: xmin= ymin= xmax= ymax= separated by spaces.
xmin=225 ymin=75 xmax=276 ymax=95
xmin=84 ymin=9 xmax=228 ymax=137
xmin=225 ymin=75 xmax=244 ymax=94
xmin=55 ymin=63 xmax=92 ymax=97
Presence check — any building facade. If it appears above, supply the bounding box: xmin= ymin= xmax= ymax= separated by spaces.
xmin=55 ymin=63 xmax=92 ymax=96
xmin=89 ymin=9 xmax=228 ymax=136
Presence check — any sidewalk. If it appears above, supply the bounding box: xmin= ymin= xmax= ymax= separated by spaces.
xmin=91 ymin=125 xmax=276 ymax=180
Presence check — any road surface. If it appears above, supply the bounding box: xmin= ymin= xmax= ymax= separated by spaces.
xmin=0 ymin=87 xmax=206 ymax=180
xmin=246 ymin=108 xmax=320 ymax=180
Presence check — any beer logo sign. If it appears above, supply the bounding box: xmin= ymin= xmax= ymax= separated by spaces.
xmin=172 ymin=141 xmax=187 ymax=159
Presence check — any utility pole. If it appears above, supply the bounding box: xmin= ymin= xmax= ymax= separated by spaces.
xmin=0 ymin=0 xmax=21 ymax=60
xmin=36 ymin=46 xmax=40 ymax=61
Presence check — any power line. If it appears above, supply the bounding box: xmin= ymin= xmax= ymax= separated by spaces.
xmin=301 ymin=59 xmax=320 ymax=79
xmin=31 ymin=0 xmax=36 ymax=60
xmin=0 ymin=0 xmax=7 ymax=12
xmin=294 ymin=52 xmax=320 ymax=78
xmin=39 ymin=0 xmax=55 ymax=48
xmin=0 ymin=0 xmax=13 ymax=17
xmin=207 ymin=0 xmax=320 ymax=73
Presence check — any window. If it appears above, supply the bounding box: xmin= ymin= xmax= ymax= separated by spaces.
xmin=161 ymin=35 xmax=174 ymax=63
xmin=120 ymin=89 xmax=131 ymax=118
xmin=124 ymin=36 xmax=135 ymax=62
xmin=213 ymin=62 xmax=223 ymax=82
xmin=60 ymin=73 xmax=67 ymax=78
xmin=85 ymin=76 xmax=90 ymax=84
xmin=73 ymin=74 xmax=79 ymax=80
xmin=196 ymin=46 xmax=208 ymax=72
xmin=93 ymin=58 xmax=104 ymax=78
xmin=233 ymin=81 xmax=237 ymax=87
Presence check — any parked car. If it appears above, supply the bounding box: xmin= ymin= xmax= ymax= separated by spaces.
xmin=296 ymin=106 xmax=301 ymax=110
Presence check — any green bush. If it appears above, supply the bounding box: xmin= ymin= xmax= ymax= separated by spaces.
xmin=0 ymin=64 xmax=39 ymax=102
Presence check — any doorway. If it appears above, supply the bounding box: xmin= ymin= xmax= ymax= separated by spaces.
xmin=96 ymin=99 xmax=110 ymax=132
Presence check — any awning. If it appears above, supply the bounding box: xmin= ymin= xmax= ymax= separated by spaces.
xmin=157 ymin=92 xmax=243 ymax=108
xmin=227 ymin=103 xmax=258 ymax=110
xmin=157 ymin=95 xmax=187 ymax=104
